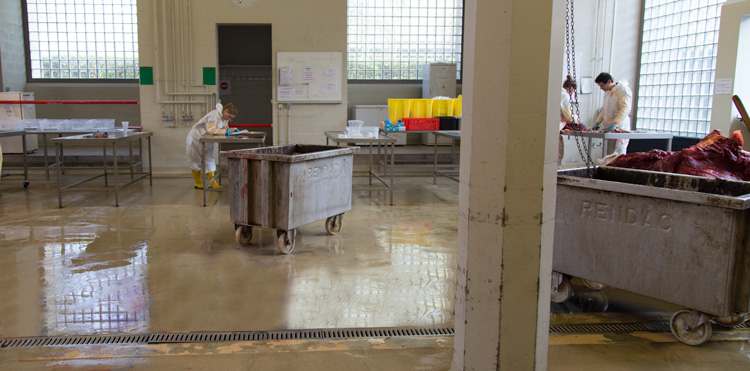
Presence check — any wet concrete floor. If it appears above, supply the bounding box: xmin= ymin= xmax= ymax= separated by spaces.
xmin=0 ymin=174 xmax=748 ymax=369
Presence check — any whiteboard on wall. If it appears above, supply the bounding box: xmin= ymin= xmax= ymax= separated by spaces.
xmin=276 ymin=52 xmax=342 ymax=103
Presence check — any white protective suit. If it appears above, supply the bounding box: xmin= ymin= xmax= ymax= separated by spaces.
xmin=595 ymin=80 xmax=632 ymax=155
xmin=561 ymin=88 xmax=573 ymax=127
xmin=186 ymin=103 xmax=229 ymax=172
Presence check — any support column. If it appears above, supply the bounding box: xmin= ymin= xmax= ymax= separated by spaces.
xmin=452 ymin=0 xmax=564 ymax=370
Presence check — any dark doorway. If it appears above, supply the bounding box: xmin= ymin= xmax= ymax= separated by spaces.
xmin=217 ymin=25 xmax=272 ymax=143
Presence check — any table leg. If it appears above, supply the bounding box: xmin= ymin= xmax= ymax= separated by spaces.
xmin=113 ymin=142 xmax=119 ymax=207
xmin=147 ymin=137 xmax=153 ymax=186
xmin=202 ymin=142 xmax=207 ymax=207
xmin=129 ymin=141 xmax=134 ymax=180
xmin=43 ymin=133 xmax=50 ymax=180
xmin=368 ymin=143 xmax=373 ymax=185
xmin=56 ymin=143 xmax=63 ymax=208
xmin=218 ymin=143 xmax=222 ymax=186
xmin=667 ymin=138 xmax=673 ymax=151
xmin=586 ymin=137 xmax=592 ymax=165
xmin=433 ymin=133 xmax=438 ymax=184
xmin=103 ymin=144 xmax=109 ymax=186
xmin=59 ymin=134 xmax=65 ymax=175
xmin=602 ymin=138 xmax=608 ymax=158
xmin=390 ymin=142 xmax=394 ymax=206
xmin=22 ymin=133 xmax=28 ymax=187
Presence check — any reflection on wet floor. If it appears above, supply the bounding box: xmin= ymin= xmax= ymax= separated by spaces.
xmin=0 ymin=177 xmax=704 ymax=339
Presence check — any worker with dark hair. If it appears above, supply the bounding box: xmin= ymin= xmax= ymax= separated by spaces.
xmin=186 ymin=103 xmax=237 ymax=189
xmin=594 ymin=72 xmax=632 ymax=155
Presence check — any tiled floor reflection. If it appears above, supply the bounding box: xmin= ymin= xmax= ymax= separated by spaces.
xmin=43 ymin=238 xmax=149 ymax=335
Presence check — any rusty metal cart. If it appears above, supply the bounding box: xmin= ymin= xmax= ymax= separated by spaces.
xmin=222 ymin=145 xmax=356 ymax=254
xmin=552 ymin=166 xmax=750 ymax=345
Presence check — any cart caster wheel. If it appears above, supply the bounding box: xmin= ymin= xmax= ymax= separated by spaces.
xmin=670 ymin=309 xmax=712 ymax=346
xmin=713 ymin=313 xmax=748 ymax=328
xmin=23 ymin=181 xmax=29 ymax=189
xmin=325 ymin=214 xmax=344 ymax=235
xmin=581 ymin=279 xmax=605 ymax=291
xmin=277 ymin=229 xmax=296 ymax=254
xmin=551 ymin=276 xmax=572 ymax=303
xmin=234 ymin=225 xmax=252 ymax=247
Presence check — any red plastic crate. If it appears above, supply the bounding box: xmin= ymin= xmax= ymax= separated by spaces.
xmin=403 ymin=118 xmax=439 ymax=130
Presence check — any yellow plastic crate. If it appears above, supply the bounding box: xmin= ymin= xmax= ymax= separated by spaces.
xmin=432 ymin=99 xmax=454 ymax=117
xmin=388 ymin=99 xmax=410 ymax=122
xmin=409 ymin=99 xmax=434 ymax=118
xmin=453 ymin=97 xmax=462 ymax=117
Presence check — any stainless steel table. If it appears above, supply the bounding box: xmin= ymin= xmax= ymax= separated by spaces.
xmin=561 ymin=131 xmax=674 ymax=158
xmin=0 ymin=130 xmax=29 ymax=188
xmin=51 ymin=132 xmax=152 ymax=207
xmin=325 ymin=131 xmax=395 ymax=205
xmin=433 ymin=131 xmax=461 ymax=183
xmin=28 ymin=128 xmax=141 ymax=180
xmin=198 ymin=132 xmax=266 ymax=207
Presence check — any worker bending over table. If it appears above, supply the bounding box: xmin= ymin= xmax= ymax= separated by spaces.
xmin=185 ymin=102 xmax=237 ymax=189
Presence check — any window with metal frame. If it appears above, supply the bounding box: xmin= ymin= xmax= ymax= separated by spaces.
xmin=636 ymin=0 xmax=725 ymax=138
xmin=24 ymin=0 xmax=139 ymax=80
xmin=347 ymin=0 xmax=463 ymax=81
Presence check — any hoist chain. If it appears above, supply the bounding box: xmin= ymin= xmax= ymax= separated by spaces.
xmin=565 ymin=0 xmax=593 ymax=176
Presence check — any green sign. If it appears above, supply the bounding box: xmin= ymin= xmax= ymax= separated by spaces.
xmin=203 ymin=67 xmax=216 ymax=85
xmin=139 ymin=67 xmax=153 ymax=85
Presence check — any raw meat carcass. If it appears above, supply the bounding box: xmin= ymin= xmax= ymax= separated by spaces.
xmin=606 ymin=129 xmax=750 ymax=181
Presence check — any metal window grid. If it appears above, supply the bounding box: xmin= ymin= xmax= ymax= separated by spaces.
xmin=25 ymin=0 xmax=139 ymax=80
xmin=637 ymin=0 xmax=725 ymax=138
xmin=347 ymin=0 xmax=463 ymax=81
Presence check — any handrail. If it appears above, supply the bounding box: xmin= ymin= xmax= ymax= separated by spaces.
xmin=0 ymin=100 xmax=139 ymax=104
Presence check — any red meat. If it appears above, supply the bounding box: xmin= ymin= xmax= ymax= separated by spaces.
xmin=607 ymin=130 xmax=750 ymax=181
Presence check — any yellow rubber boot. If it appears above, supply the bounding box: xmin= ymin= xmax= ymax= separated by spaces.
xmin=191 ymin=170 xmax=204 ymax=189
xmin=206 ymin=171 xmax=221 ymax=188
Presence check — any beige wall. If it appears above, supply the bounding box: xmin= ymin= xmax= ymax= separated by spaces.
xmin=137 ymin=0 xmax=347 ymax=173
xmin=0 ymin=0 xmax=26 ymax=92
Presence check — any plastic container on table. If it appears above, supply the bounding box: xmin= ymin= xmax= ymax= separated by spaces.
xmin=403 ymin=118 xmax=439 ymax=130
xmin=409 ymin=99 xmax=434 ymax=118
xmin=388 ymin=99 xmax=410 ymax=122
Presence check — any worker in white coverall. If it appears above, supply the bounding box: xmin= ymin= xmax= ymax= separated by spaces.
xmin=186 ymin=102 xmax=237 ymax=189
xmin=559 ymin=75 xmax=578 ymax=168
xmin=593 ymin=72 xmax=632 ymax=156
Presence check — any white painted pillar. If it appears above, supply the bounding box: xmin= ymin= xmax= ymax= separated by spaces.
xmin=452 ymin=0 xmax=565 ymax=370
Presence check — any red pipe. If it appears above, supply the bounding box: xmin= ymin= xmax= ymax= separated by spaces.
xmin=0 ymin=100 xmax=139 ymax=104
xmin=228 ymin=124 xmax=272 ymax=128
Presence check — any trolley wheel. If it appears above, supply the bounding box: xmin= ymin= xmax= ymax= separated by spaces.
xmin=713 ymin=313 xmax=748 ymax=328
xmin=551 ymin=276 xmax=572 ymax=303
xmin=23 ymin=181 xmax=29 ymax=189
xmin=670 ymin=309 xmax=712 ymax=346
xmin=325 ymin=214 xmax=344 ymax=235
xmin=277 ymin=229 xmax=296 ymax=254
xmin=581 ymin=279 xmax=605 ymax=291
xmin=234 ymin=225 xmax=253 ymax=246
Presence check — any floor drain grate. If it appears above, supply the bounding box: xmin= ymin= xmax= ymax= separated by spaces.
xmin=1 ymin=322 xmax=747 ymax=348
xmin=549 ymin=322 xmax=670 ymax=334
xmin=0 ymin=327 xmax=455 ymax=348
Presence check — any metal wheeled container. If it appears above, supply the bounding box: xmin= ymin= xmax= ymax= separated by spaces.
xmin=222 ymin=144 xmax=356 ymax=254
xmin=552 ymin=166 xmax=750 ymax=345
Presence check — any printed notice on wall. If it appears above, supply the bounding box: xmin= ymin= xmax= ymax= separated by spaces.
xmin=303 ymin=66 xmax=315 ymax=83
xmin=279 ymin=67 xmax=293 ymax=86
xmin=321 ymin=82 xmax=338 ymax=95
xmin=715 ymin=78 xmax=733 ymax=94
xmin=278 ymin=87 xmax=295 ymax=100
xmin=5 ymin=105 xmax=14 ymax=116
xmin=322 ymin=67 xmax=338 ymax=80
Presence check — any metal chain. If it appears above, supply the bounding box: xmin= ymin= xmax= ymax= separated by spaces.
xmin=565 ymin=0 xmax=593 ymax=176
